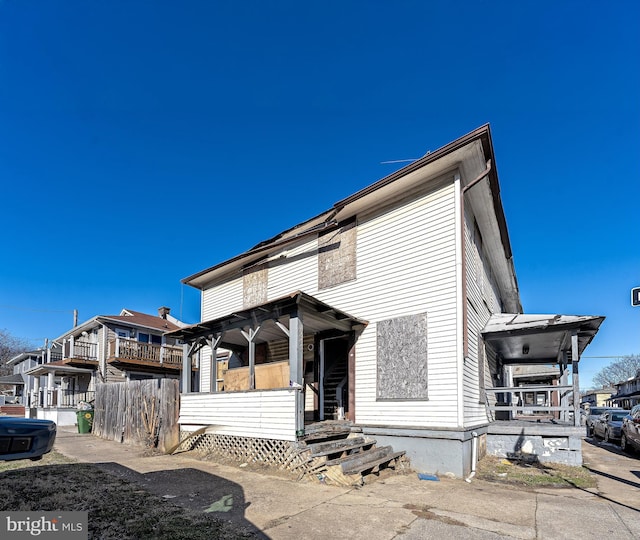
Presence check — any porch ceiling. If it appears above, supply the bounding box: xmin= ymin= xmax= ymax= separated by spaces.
xmin=481 ymin=313 xmax=604 ymax=364
xmin=165 ymin=291 xmax=367 ymax=347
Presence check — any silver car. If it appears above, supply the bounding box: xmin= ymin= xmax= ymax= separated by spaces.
xmin=592 ymin=410 xmax=630 ymax=443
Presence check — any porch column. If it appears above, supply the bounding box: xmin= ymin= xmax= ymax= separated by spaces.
xmin=239 ymin=327 xmax=262 ymax=390
xmin=560 ymin=351 xmax=570 ymax=422
xmin=289 ymin=311 xmax=304 ymax=435
xmin=503 ymin=364 xmax=513 ymax=420
xmin=32 ymin=377 xmax=40 ymax=409
xmin=571 ymin=331 xmax=580 ymax=427
xmin=207 ymin=334 xmax=222 ymax=393
xmin=181 ymin=343 xmax=192 ymax=393
xmin=46 ymin=372 xmax=55 ymax=408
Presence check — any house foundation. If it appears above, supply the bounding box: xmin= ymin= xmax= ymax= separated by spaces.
xmin=359 ymin=425 xmax=488 ymax=478
xmin=486 ymin=421 xmax=585 ymax=466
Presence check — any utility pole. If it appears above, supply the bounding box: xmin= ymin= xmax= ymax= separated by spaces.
xmin=73 ymin=309 xmax=78 ymax=327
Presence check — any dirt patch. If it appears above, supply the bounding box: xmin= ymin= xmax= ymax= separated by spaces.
xmin=0 ymin=452 xmax=257 ymax=539
xmin=475 ymin=455 xmax=596 ymax=489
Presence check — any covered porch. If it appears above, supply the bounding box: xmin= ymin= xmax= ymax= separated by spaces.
xmin=167 ymin=291 xmax=367 ymax=442
xmin=481 ymin=313 xmax=604 ymax=465
xmin=24 ymin=363 xmax=95 ymax=426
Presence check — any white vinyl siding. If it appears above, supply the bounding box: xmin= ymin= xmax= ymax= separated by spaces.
xmin=199 ymin=349 xmax=212 ymax=393
xmin=179 ymin=389 xmax=298 ymax=441
xmin=202 ymin=276 xmax=244 ymax=320
xmin=463 ymin=210 xmax=503 ymax=427
xmin=198 ymin=175 xmax=460 ymax=429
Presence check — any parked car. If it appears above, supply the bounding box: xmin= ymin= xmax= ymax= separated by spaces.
xmin=0 ymin=417 xmax=56 ymax=461
xmin=621 ymin=404 xmax=640 ymax=454
xmin=592 ymin=410 xmax=630 ymax=443
xmin=585 ymin=407 xmax=610 ymax=436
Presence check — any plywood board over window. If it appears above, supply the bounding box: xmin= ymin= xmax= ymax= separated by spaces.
xmin=377 ymin=313 xmax=429 ymax=400
xmin=243 ymin=264 xmax=268 ymax=308
xmin=318 ymin=219 xmax=357 ymax=290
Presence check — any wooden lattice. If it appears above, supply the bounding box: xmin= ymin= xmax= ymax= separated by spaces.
xmin=178 ymin=431 xmax=313 ymax=474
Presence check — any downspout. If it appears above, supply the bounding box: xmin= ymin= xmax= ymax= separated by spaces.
xmin=465 ymin=431 xmax=479 ymax=482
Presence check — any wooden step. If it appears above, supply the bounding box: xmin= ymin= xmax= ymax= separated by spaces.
xmin=340 ymin=446 xmax=404 ymax=475
xmin=308 ymin=436 xmax=375 ymax=458
xmin=301 ymin=420 xmax=353 ymax=442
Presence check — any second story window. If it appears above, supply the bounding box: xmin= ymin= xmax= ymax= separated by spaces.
xmin=138 ymin=333 xmax=162 ymax=345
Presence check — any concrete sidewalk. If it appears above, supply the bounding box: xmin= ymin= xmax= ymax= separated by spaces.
xmin=54 ymin=427 xmax=639 ymax=539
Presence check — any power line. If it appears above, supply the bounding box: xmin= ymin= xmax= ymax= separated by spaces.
xmin=0 ymin=305 xmax=74 ymax=314
xmin=582 ymin=356 xmax=634 ymax=359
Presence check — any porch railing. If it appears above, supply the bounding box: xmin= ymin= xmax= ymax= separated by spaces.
xmin=28 ymin=389 xmax=96 ymax=409
xmin=63 ymin=340 xmax=98 ymax=361
xmin=485 ymin=384 xmax=574 ymax=420
xmin=59 ymin=390 xmax=96 ymax=408
xmin=108 ymin=338 xmax=182 ymax=365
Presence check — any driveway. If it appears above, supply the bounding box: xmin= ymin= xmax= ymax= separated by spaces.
xmin=582 ymin=435 xmax=640 ymax=510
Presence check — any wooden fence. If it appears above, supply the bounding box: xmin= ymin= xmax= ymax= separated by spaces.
xmin=92 ymin=379 xmax=180 ymax=453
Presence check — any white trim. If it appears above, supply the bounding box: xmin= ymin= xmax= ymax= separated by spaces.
xmin=454 ymin=171 xmax=464 ymax=427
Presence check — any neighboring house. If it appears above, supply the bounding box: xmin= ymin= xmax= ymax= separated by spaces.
xmin=3 ymin=350 xmax=48 ymax=404
xmin=23 ymin=307 xmax=191 ymax=425
xmin=168 ymin=125 xmax=604 ymax=476
xmin=509 ymin=365 xmax=562 ymax=419
xmin=581 ymin=387 xmax=615 ymax=408
xmin=610 ymin=371 xmax=640 ymax=409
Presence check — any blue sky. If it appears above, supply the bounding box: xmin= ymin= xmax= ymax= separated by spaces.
xmin=0 ymin=1 xmax=638 ymax=389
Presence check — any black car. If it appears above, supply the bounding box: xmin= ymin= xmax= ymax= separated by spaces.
xmin=621 ymin=404 xmax=640 ymax=454
xmin=0 ymin=417 xmax=57 ymax=461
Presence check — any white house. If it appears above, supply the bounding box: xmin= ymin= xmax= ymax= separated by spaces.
xmin=169 ymin=125 xmax=604 ymax=477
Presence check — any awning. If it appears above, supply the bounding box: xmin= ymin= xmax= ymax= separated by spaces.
xmin=481 ymin=314 xmax=604 ymax=364
xmin=166 ymin=291 xmax=367 ymax=347
xmin=25 ymin=365 xmax=95 ymax=377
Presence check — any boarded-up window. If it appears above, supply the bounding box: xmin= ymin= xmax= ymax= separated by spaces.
xmin=376 ymin=313 xmax=428 ymax=400
xmin=318 ymin=219 xmax=357 ymax=290
xmin=243 ymin=264 xmax=268 ymax=308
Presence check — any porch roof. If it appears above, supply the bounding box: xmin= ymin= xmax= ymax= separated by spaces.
xmin=25 ymin=364 xmax=95 ymax=377
xmin=481 ymin=313 xmax=604 ymax=364
xmin=165 ymin=291 xmax=367 ymax=347
xmin=0 ymin=374 xmax=26 ymax=385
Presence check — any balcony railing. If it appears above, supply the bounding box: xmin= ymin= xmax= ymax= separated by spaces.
xmin=108 ymin=338 xmax=182 ymax=366
xmin=63 ymin=340 xmax=98 ymax=362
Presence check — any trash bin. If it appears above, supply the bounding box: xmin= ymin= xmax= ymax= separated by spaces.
xmin=76 ymin=409 xmax=94 ymax=434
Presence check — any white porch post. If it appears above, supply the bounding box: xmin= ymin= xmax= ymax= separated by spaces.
xmin=46 ymin=372 xmax=55 ymax=408
xmin=32 ymin=377 xmax=40 ymax=408
xmin=571 ymin=331 xmax=580 ymax=427
xmin=289 ymin=311 xmax=305 ymax=435
xmin=182 ymin=343 xmax=192 ymax=393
